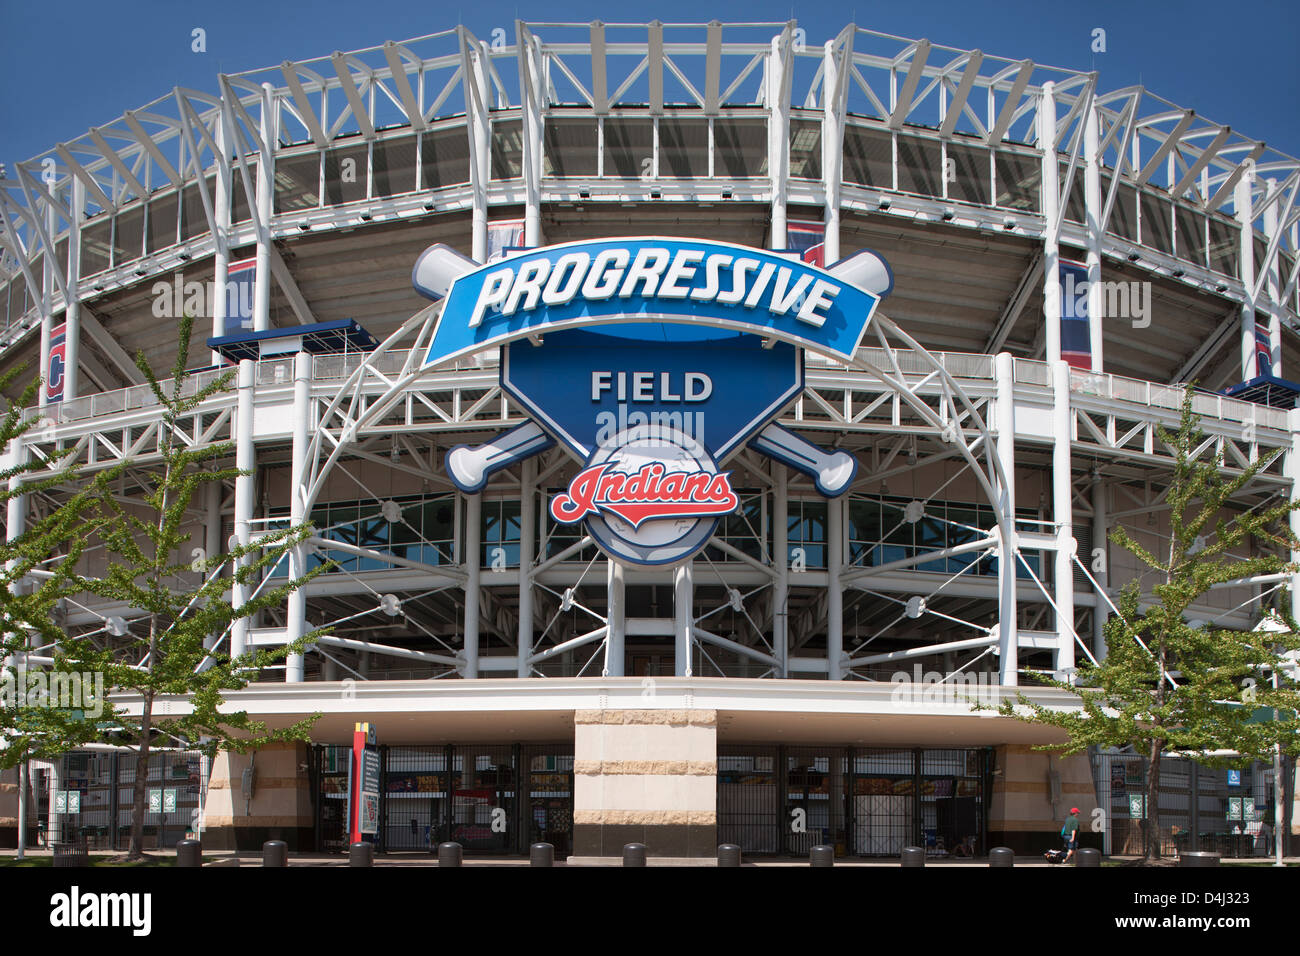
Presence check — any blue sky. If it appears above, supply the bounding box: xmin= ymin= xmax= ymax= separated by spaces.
xmin=1 ymin=0 xmax=1297 ymax=164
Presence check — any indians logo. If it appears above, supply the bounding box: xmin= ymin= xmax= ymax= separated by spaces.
xmin=554 ymin=428 xmax=736 ymax=565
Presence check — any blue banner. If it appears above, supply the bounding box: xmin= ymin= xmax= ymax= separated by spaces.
xmin=420 ymin=238 xmax=881 ymax=368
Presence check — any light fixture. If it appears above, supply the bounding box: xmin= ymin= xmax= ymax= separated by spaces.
xmin=1003 ymin=217 xmax=1016 ymax=230
xmin=1127 ymin=252 xmax=1141 ymax=262
xmin=721 ymin=187 xmax=733 ymax=199
xmin=359 ymin=212 xmax=372 ymax=221
xmin=1171 ymin=268 xmax=1185 ymax=278
xmin=178 ymin=251 xmax=191 ymax=262
xmin=423 ymin=201 xmax=436 ymax=211
xmin=578 ymin=186 xmax=591 ymax=199
xmin=878 ymin=197 xmax=891 ymax=210
xmin=649 ymin=187 xmax=662 ymax=199
xmin=298 ymin=223 xmax=311 ymax=231
xmin=1215 ymin=283 xmax=1228 ymax=293
xmin=941 ymin=208 xmax=955 ymax=221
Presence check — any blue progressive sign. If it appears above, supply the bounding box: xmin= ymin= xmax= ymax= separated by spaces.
xmin=415 ymin=237 xmax=883 ymax=367
xmin=416 ymin=238 xmax=890 ymax=566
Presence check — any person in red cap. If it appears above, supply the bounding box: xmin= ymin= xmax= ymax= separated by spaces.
xmin=1061 ymin=807 xmax=1081 ymax=863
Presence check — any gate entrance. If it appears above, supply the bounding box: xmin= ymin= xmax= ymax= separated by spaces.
xmin=718 ymin=745 xmax=991 ymax=857
xmin=312 ymin=743 xmax=573 ymax=854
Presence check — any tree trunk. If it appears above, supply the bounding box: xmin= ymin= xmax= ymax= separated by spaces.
xmin=1145 ymin=739 xmax=1163 ymax=863
xmin=1283 ymin=753 xmax=1295 ymax=858
xmin=127 ymin=689 xmax=154 ymax=860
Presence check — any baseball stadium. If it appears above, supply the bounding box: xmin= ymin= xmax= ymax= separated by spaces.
xmin=0 ymin=19 xmax=1296 ymax=862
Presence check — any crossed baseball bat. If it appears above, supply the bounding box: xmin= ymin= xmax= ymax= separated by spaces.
xmin=414 ymin=243 xmax=893 ymax=498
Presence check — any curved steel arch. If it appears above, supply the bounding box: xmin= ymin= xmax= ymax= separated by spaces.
xmin=294 ymin=296 xmax=1020 ymax=682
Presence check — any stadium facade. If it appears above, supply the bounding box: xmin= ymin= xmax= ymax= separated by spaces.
xmin=1 ymin=20 xmax=1297 ymax=860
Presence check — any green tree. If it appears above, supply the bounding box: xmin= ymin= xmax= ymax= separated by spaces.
xmin=2 ymin=316 xmax=328 ymax=860
xmin=998 ymin=392 xmax=1300 ymax=863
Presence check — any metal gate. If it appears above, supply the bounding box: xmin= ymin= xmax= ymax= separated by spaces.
xmin=315 ymin=743 xmax=573 ymax=855
xmin=719 ymin=745 xmax=990 ymax=857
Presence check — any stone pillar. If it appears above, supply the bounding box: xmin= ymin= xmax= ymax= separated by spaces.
xmin=200 ymin=742 xmax=314 ymax=851
xmin=987 ymin=744 xmax=1098 ymax=855
xmin=572 ymin=709 xmax=717 ymax=860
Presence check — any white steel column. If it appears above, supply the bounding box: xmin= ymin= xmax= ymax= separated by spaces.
xmin=37 ymin=193 xmax=54 ymax=410
xmin=1053 ymin=360 xmax=1076 ymax=675
xmin=827 ymin=495 xmax=844 ymax=680
xmin=994 ymin=352 xmax=1019 ymax=685
xmin=516 ymin=457 xmax=536 ymax=677
xmin=462 ymin=493 xmax=481 ymax=677
xmin=252 ymin=83 xmax=276 ymax=333
xmin=1236 ymin=162 xmax=1257 ymax=381
xmin=517 ymin=27 xmax=544 ymax=248
xmin=1039 ymin=82 xmax=1062 ymax=364
xmin=211 ymin=119 xmax=231 ymax=366
xmin=230 ymin=359 xmax=256 ymax=660
xmin=284 ymin=350 xmax=311 ymax=683
xmin=773 ymin=465 xmax=789 ymax=677
xmin=674 ymin=563 xmax=693 ymax=676
xmin=64 ymin=178 xmax=83 ymax=401
xmin=464 ymin=36 xmax=492 ymax=263
xmin=203 ymin=479 xmax=224 ymax=652
xmin=1084 ymin=99 xmax=1104 ymax=372
xmin=606 ymin=558 xmax=625 ymax=677
xmin=1090 ymin=473 xmax=1109 ymax=661
xmin=4 ymin=439 xmax=27 ymax=859
xmin=821 ymin=38 xmax=845 ymax=264
xmin=1263 ymin=179 xmax=1282 ymax=377
xmin=767 ymin=36 xmax=789 ymax=249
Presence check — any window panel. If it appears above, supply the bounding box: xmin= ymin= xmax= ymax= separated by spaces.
xmin=602 ymin=117 xmax=653 ymax=178
xmin=81 ymin=216 xmax=112 ymax=276
xmin=179 ymin=175 xmax=216 ymax=240
xmin=789 ymin=119 xmax=821 ymax=180
xmin=896 ymin=135 xmax=942 ymax=197
xmin=422 ymin=127 xmax=471 ymax=188
xmin=994 ymin=150 xmax=1039 ymax=211
xmin=323 ymin=147 xmax=366 ymax=205
xmin=276 ymin=152 xmax=321 ymax=211
xmin=112 ymin=206 xmax=144 ymax=267
xmin=1139 ymin=189 xmax=1173 ymax=254
xmin=947 ymin=142 xmax=990 ymax=205
xmin=843 ymin=125 xmax=891 ymax=188
xmin=1174 ymin=203 xmax=1207 ymax=268
xmin=713 ymin=118 xmax=767 ymax=178
xmin=373 ymin=136 xmax=418 ymax=196
xmin=543 ymin=118 xmax=598 ymax=177
xmin=658 ymin=117 xmax=709 ymax=179
xmin=490 ymin=118 xmax=523 ymax=180
xmin=230 ymin=161 xmax=256 ymax=222
xmin=146 ymin=191 xmax=179 ymax=253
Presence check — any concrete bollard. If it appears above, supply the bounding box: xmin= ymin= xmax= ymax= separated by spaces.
xmin=530 ymin=842 xmax=554 ymax=867
xmin=718 ymin=844 xmax=742 ymax=867
xmin=988 ymin=847 xmax=1015 ymax=868
xmin=438 ymin=841 xmax=463 ymax=867
xmin=622 ymin=843 xmax=647 ymax=867
xmin=175 ymin=839 xmax=202 ymax=868
xmin=1178 ymin=851 xmax=1220 ymax=868
xmin=349 ymin=841 xmax=374 ymax=867
xmin=262 ymin=840 xmax=288 ymax=867
xmin=900 ymin=846 xmax=926 ymax=868
xmin=1076 ymin=848 xmax=1101 ymax=867
xmin=810 ymin=845 xmax=835 ymax=867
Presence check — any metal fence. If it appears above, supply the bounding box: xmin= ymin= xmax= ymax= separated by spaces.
xmin=1090 ymin=750 xmax=1282 ymax=858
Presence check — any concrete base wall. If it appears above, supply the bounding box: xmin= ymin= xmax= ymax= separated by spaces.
xmin=988 ymin=745 xmax=1101 ymax=855
xmin=200 ymin=742 xmax=314 ymax=851
xmin=573 ymin=709 xmax=717 ymax=858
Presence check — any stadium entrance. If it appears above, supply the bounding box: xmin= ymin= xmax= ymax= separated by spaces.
xmin=312 ymin=744 xmax=574 ymax=855
xmin=718 ymin=745 xmax=992 ymax=858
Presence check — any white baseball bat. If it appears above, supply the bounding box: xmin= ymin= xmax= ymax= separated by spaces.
xmin=446 ymin=420 xmax=553 ymax=492
xmin=749 ymin=424 xmax=858 ymax=497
